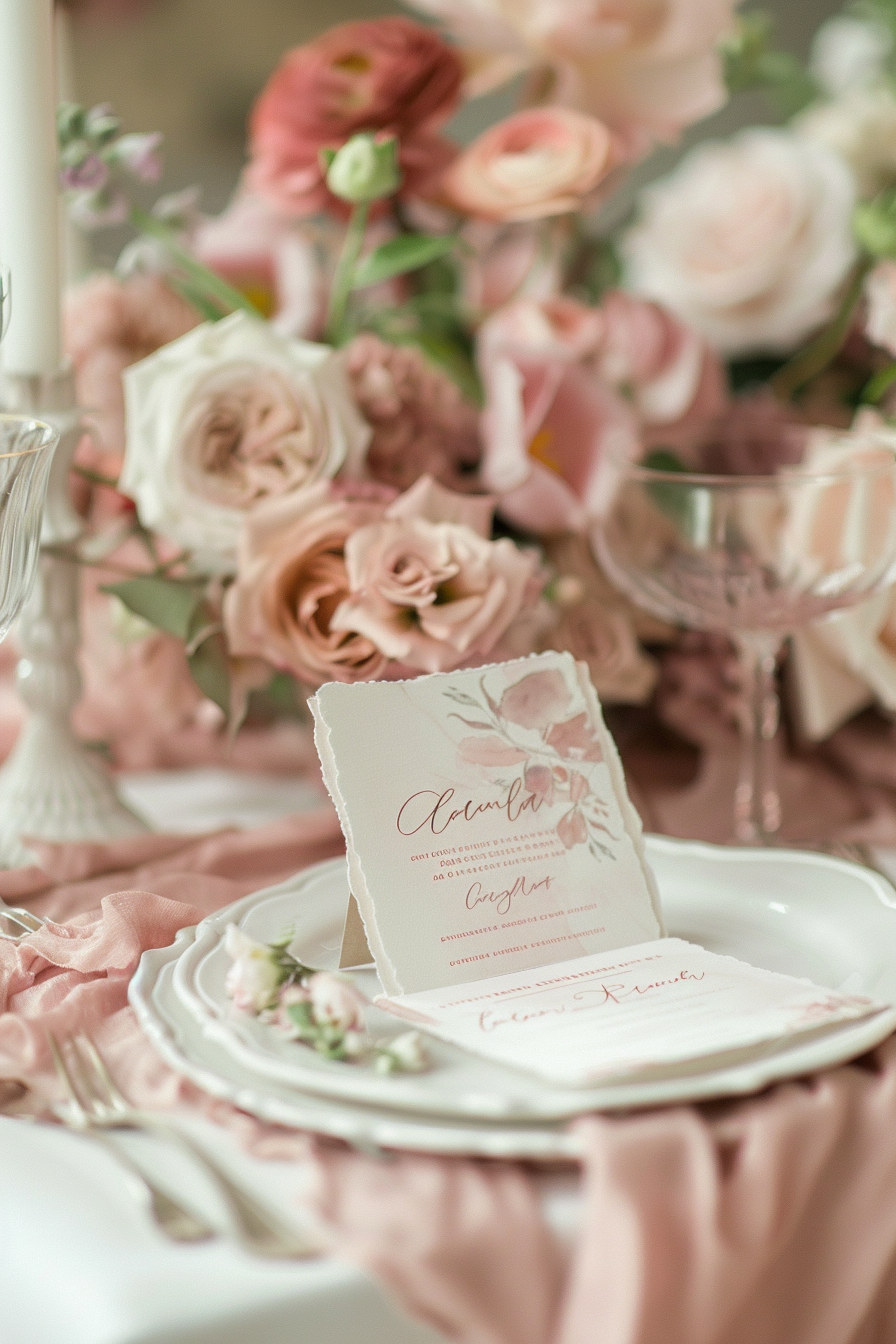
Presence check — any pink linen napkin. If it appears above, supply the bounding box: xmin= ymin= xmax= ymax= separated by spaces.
xmin=5 ymin=808 xmax=896 ymax=1344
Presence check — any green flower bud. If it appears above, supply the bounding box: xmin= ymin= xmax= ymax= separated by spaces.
xmin=855 ymin=193 xmax=896 ymax=259
xmin=323 ymin=133 xmax=402 ymax=205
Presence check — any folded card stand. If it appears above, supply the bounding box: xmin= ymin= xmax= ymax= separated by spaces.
xmin=312 ymin=651 xmax=663 ymax=995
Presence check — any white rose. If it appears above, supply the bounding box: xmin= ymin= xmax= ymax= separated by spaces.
xmin=797 ymin=86 xmax=896 ymax=199
xmin=121 ymin=310 xmax=370 ymax=572
xmin=622 ymin=129 xmax=857 ymax=356
xmin=809 ymin=16 xmax=892 ymax=97
xmin=223 ymin=924 xmax=285 ymax=1013
xmin=865 ymin=261 xmax=896 ymax=356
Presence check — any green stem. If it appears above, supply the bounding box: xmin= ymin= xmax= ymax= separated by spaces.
xmin=771 ymin=258 xmax=873 ymax=401
xmin=130 ymin=207 xmax=261 ymax=319
xmin=325 ymin=202 xmax=370 ymax=345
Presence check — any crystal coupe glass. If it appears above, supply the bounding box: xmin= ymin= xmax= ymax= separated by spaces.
xmin=594 ymin=455 xmax=896 ymax=844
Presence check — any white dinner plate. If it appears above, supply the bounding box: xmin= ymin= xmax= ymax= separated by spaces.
xmin=140 ymin=836 xmax=896 ymax=1124
xmin=131 ymin=927 xmax=584 ymax=1159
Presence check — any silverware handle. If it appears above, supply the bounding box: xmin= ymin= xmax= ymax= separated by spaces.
xmin=73 ymin=1124 xmax=214 ymax=1244
xmin=134 ymin=1114 xmax=320 ymax=1259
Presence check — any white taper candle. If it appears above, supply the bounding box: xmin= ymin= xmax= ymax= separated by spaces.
xmin=0 ymin=0 xmax=63 ymax=376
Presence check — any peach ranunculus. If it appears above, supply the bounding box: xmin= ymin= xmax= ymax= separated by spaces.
xmin=477 ymin=296 xmax=640 ymax=535
xmin=622 ymin=129 xmax=858 ymax=357
xmin=224 ymin=481 xmax=392 ymax=687
xmin=121 ymin=312 xmax=370 ymax=572
xmin=246 ymin=17 xmax=463 ymax=217
xmin=330 ymin=476 xmax=538 ymax=673
xmin=442 ymin=108 xmax=617 ymax=223
xmin=406 ymin=0 xmax=739 ymax=155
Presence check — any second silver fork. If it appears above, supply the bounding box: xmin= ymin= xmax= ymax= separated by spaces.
xmin=54 ymin=1032 xmax=321 ymax=1260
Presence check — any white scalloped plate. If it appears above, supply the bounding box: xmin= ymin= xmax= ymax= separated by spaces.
xmin=134 ymin=836 xmax=896 ymax=1126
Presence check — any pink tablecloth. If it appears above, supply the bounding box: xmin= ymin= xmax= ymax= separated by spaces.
xmin=2 ymin=808 xmax=896 ymax=1344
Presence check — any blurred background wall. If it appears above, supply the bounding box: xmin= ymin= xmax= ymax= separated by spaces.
xmin=66 ymin=0 xmax=845 ymax=244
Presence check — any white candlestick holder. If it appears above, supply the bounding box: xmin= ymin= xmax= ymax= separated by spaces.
xmin=0 ymin=368 xmax=148 ymax=866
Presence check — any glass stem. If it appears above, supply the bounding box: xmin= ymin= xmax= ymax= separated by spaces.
xmin=732 ymin=632 xmax=783 ymax=846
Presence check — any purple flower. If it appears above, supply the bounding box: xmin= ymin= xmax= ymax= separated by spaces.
xmin=60 ymin=152 xmax=109 ymax=192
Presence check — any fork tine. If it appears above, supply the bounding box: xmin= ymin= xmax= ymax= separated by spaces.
xmin=47 ymin=1032 xmax=89 ymax=1122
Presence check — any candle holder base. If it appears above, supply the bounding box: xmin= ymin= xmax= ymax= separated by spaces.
xmin=0 ymin=368 xmax=148 ymax=866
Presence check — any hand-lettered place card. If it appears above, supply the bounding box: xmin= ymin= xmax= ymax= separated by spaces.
xmin=377 ymin=939 xmax=885 ymax=1087
xmin=311 ymin=652 xmax=663 ymax=995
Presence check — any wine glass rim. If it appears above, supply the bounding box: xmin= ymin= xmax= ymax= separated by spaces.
xmin=0 ymin=413 xmax=58 ymax=458
xmin=616 ymin=454 xmax=896 ymax=488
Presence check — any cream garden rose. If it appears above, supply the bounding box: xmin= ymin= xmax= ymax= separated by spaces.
xmin=622 ymin=129 xmax=858 ymax=356
xmin=121 ymin=311 xmax=370 ymax=571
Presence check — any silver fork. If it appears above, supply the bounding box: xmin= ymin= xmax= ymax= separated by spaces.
xmin=49 ymin=1032 xmax=215 ymax=1243
xmin=56 ymin=1032 xmax=321 ymax=1260
xmin=0 ymin=902 xmax=44 ymax=941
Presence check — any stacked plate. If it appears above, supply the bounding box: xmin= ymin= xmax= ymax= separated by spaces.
xmin=129 ymin=836 xmax=896 ymax=1158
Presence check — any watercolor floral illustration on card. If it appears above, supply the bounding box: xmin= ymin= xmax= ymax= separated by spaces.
xmin=444 ymin=666 xmax=617 ymax=859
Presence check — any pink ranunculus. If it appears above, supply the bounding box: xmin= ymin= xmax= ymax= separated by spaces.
xmin=342 ymin=334 xmax=482 ymax=493
xmin=594 ymin=289 xmax=727 ymax=429
xmin=331 ymin=476 xmax=537 ymax=673
xmin=546 ymin=712 xmax=603 ymax=761
xmin=442 ymin=108 xmax=618 ymax=223
xmin=499 ymin=668 xmax=571 ymax=730
xmin=478 ymin=297 xmax=640 ymax=535
xmin=223 ymin=482 xmax=390 ymax=687
xmin=407 ymin=0 xmax=739 ymax=155
xmin=246 ymin=18 xmax=463 ymax=217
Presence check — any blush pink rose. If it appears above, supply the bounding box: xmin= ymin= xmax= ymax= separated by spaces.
xmin=442 ymin=108 xmax=618 ymax=223
xmin=246 ymin=18 xmax=463 ymax=217
xmin=407 ymin=0 xmax=739 ymax=155
xmin=594 ymin=289 xmax=727 ymax=429
xmin=478 ymin=297 xmax=640 ymax=535
xmin=331 ymin=475 xmax=537 ymax=673
xmin=499 ymin=668 xmax=571 ymax=729
xmin=224 ymin=482 xmax=391 ymax=687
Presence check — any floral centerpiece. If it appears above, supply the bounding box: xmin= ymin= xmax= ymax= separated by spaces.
xmin=53 ymin=0 xmax=896 ymax=797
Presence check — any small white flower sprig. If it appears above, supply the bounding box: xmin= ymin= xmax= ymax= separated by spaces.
xmin=223 ymin=924 xmax=427 ymax=1075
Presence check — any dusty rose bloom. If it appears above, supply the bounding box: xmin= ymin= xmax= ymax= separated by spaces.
xmin=64 ymin=272 xmax=200 ymax=459
xmin=224 ymin=482 xmax=390 ymax=686
xmin=342 ymin=334 xmax=482 ymax=492
xmin=247 ymin=17 xmax=462 ymax=216
xmin=332 ymin=476 xmax=537 ymax=673
xmin=694 ymin=392 xmax=808 ymax=476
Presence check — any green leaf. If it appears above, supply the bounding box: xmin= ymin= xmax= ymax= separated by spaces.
xmin=862 ymin=363 xmax=896 ymax=403
xmin=353 ymin=235 xmax=456 ymax=289
xmin=187 ymin=623 xmax=231 ymax=715
xmin=103 ymin=576 xmax=201 ymax=640
xmin=412 ymin=332 xmax=483 ymax=406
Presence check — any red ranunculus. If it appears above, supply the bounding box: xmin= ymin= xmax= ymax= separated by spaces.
xmin=247 ymin=17 xmax=463 ymax=217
